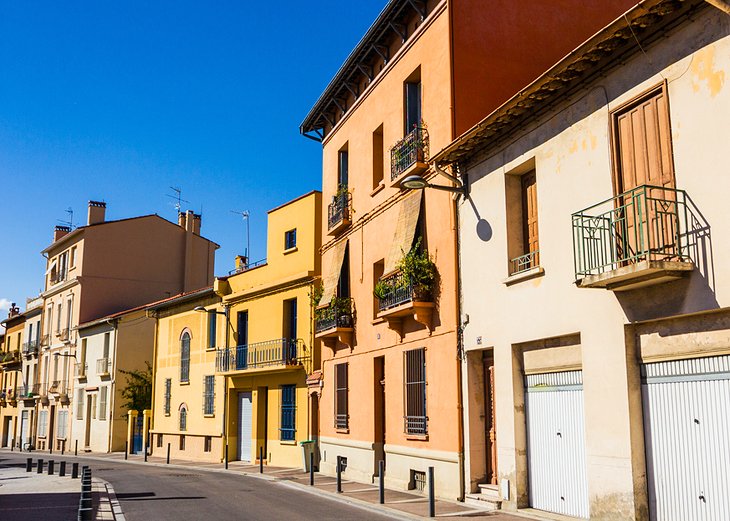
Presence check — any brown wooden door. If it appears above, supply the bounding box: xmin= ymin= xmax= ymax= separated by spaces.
xmin=483 ymin=352 xmax=497 ymax=485
xmin=521 ymin=170 xmax=539 ymax=269
xmin=613 ymin=86 xmax=677 ymax=261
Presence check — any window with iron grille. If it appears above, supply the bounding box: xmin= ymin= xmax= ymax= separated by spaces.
xmin=76 ymin=389 xmax=84 ymax=420
xmin=404 ymin=348 xmax=427 ymax=435
xmin=99 ymin=386 xmax=107 ymax=420
xmin=204 ymin=436 xmax=212 ymax=452
xmin=164 ymin=378 xmax=171 ymax=415
xmin=280 ymin=384 xmax=296 ymax=441
xmin=179 ymin=406 xmax=187 ymax=432
xmin=203 ymin=375 xmax=215 ymax=415
xmin=335 ymin=363 xmax=348 ymax=429
xmin=180 ymin=332 xmax=190 ymax=383
xmin=157 ymin=434 xmax=163 ymax=448
xmin=284 ymin=229 xmax=297 ymax=250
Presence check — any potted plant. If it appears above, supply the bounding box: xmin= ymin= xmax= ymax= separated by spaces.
xmin=373 ymin=279 xmax=393 ymax=301
xmin=397 ymin=237 xmax=436 ymax=301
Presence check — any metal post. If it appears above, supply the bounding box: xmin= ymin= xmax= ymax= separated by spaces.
xmin=336 ymin=456 xmax=342 ymax=493
xmin=309 ymin=451 xmax=314 ymax=486
xmin=60 ymin=461 xmax=66 ymax=477
xmin=48 ymin=460 xmax=54 ymax=475
xmin=37 ymin=459 xmax=43 ymax=474
xmin=224 ymin=443 xmax=228 ymax=469
xmin=428 ymin=466 xmax=435 ymax=518
xmin=26 ymin=458 xmax=32 ymax=472
xmin=379 ymin=460 xmax=385 ymax=504
xmin=49 ymin=442 xmax=52 ymax=454
xmin=166 ymin=443 xmax=171 ymax=464
xmin=75 ymin=439 xmax=78 ymax=456
xmin=259 ymin=446 xmax=263 ymax=474
xmin=144 ymin=436 xmax=148 ymax=462
xmin=72 ymin=462 xmax=79 ymax=479
xmin=124 ymin=441 xmax=128 ymax=460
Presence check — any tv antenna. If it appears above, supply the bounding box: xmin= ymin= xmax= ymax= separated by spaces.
xmin=166 ymin=186 xmax=190 ymax=214
xmin=57 ymin=207 xmax=74 ymax=229
xmin=230 ymin=210 xmax=250 ymax=259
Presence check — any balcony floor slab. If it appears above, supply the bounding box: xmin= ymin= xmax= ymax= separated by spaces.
xmin=576 ymin=260 xmax=694 ymax=291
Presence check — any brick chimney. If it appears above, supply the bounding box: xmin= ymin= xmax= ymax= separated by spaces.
xmin=178 ymin=212 xmax=186 ymax=228
xmin=191 ymin=213 xmax=201 ymax=235
xmin=87 ymin=200 xmax=106 ymax=225
xmin=54 ymin=225 xmax=71 ymax=242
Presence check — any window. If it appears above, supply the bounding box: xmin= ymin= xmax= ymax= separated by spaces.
xmin=66 ymin=297 xmax=73 ymax=330
xmin=103 ymin=332 xmax=110 ymax=359
xmin=284 ymin=229 xmax=297 ymax=250
xmin=204 ymin=436 xmax=212 ymax=453
xmin=280 ymin=385 xmax=296 ymax=441
xmin=38 ymin=411 xmax=48 ymax=437
xmin=80 ymin=338 xmax=87 ymax=366
xmin=76 ymin=389 xmax=84 ymax=420
xmin=404 ymin=348 xmax=427 ymax=435
xmin=164 ymin=378 xmax=172 ymax=415
xmin=91 ymin=394 xmax=97 ymax=419
xmin=157 ymin=434 xmax=163 ymax=448
xmin=505 ymin=168 xmax=540 ymax=275
xmin=56 ymin=410 xmax=68 ymax=439
xmin=46 ymin=305 xmax=53 ymax=335
xmin=179 ymin=435 xmax=186 ymax=450
xmin=70 ymin=246 xmax=77 ymax=268
xmin=335 ymin=363 xmax=348 ymax=430
xmin=372 ymin=124 xmax=384 ymax=189
xmin=180 ymin=332 xmax=191 ymax=382
xmin=56 ymin=303 xmax=62 ymax=333
xmin=203 ymin=375 xmax=215 ymax=415
xmin=338 ymin=145 xmax=349 ymax=188
xmin=99 ymin=386 xmax=107 ymax=420
xmin=179 ymin=405 xmax=187 ymax=431
xmin=404 ymin=68 xmax=422 ymax=134
xmin=207 ymin=313 xmax=217 ymax=349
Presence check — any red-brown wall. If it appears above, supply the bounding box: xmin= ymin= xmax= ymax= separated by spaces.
xmin=451 ymin=0 xmax=637 ymax=136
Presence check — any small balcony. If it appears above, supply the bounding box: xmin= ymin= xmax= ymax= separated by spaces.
xmin=38 ymin=383 xmax=49 ymax=405
xmin=75 ymin=362 xmax=88 ymax=380
xmin=391 ymin=125 xmax=429 ymax=183
xmin=22 ymin=340 xmax=39 ymax=358
xmin=315 ymin=297 xmax=354 ymax=348
xmin=216 ymin=339 xmax=310 ymax=374
xmin=40 ymin=334 xmax=50 ymax=348
xmin=0 ymin=350 xmax=21 ymax=367
xmin=572 ymin=185 xmax=704 ymax=291
xmin=18 ymin=385 xmax=36 ymax=402
xmin=327 ymin=188 xmax=352 ymax=236
xmin=97 ymin=357 xmax=111 ymax=376
xmin=56 ymin=328 xmax=70 ymax=343
xmin=49 ymin=380 xmax=69 ymax=404
xmin=376 ymin=270 xmax=435 ymax=338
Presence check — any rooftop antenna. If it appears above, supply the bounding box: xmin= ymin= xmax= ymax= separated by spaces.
xmin=56 ymin=207 xmax=74 ymax=229
xmin=230 ymin=210 xmax=250 ymax=259
xmin=166 ymin=186 xmax=190 ymax=214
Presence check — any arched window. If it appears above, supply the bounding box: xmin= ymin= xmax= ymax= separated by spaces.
xmin=180 ymin=331 xmax=191 ymax=383
xmin=179 ymin=404 xmax=187 ymax=432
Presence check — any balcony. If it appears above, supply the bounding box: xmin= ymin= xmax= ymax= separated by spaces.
xmin=38 ymin=383 xmax=49 ymax=405
xmin=18 ymin=385 xmax=36 ymax=402
xmin=97 ymin=357 xmax=111 ymax=376
xmin=216 ymin=339 xmax=310 ymax=374
xmin=22 ymin=339 xmax=39 ymax=358
xmin=315 ymin=297 xmax=354 ymax=348
xmin=40 ymin=334 xmax=50 ymax=348
xmin=391 ymin=125 xmax=429 ymax=183
xmin=0 ymin=350 xmax=21 ymax=367
xmin=572 ymin=185 xmax=704 ymax=291
xmin=75 ymin=362 xmax=88 ymax=380
xmin=376 ymin=270 xmax=435 ymax=338
xmin=49 ymin=380 xmax=70 ymax=404
xmin=56 ymin=328 xmax=70 ymax=343
xmin=327 ymin=188 xmax=352 ymax=236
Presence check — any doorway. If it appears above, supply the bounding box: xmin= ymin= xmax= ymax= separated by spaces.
xmin=238 ymin=391 xmax=253 ymax=462
xmin=84 ymin=395 xmax=93 ymax=448
xmin=49 ymin=405 xmax=56 ymax=451
xmin=483 ymin=352 xmax=497 ymax=485
xmin=374 ymin=356 xmax=386 ymax=471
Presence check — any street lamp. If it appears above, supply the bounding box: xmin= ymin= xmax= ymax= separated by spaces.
xmin=401 ymin=173 xmax=467 ymax=195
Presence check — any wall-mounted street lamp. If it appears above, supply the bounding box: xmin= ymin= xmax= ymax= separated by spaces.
xmin=401 ymin=164 xmax=467 ymax=196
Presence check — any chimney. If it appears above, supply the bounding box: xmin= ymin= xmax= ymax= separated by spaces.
xmin=54 ymin=225 xmax=71 ymax=242
xmin=87 ymin=200 xmax=106 ymax=225
xmin=235 ymin=255 xmax=248 ymax=271
xmin=8 ymin=303 xmax=20 ymax=318
xmin=191 ymin=213 xmax=201 ymax=235
xmin=178 ymin=212 xmax=186 ymax=228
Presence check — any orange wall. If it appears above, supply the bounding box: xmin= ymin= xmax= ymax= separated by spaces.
xmin=451 ymin=0 xmax=638 ymax=135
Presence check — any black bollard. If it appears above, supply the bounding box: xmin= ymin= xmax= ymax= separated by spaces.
xmin=37 ymin=459 xmax=43 ymax=474
xmin=144 ymin=438 xmax=148 ymax=462
xmin=124 ymin=441 xmax=128 ymax=460
xmin=48 ymin=460 xmax=55 ymax=475
xmin=61 ymin=440 xmax=65 ymax=455
xmin=59 ymin=461 xmax=66 ymax=477
xmin=379 ymin=460 xmax=385 ymax=504
xmin=26 ymin=458 xmax=32 ymax=472
xmin=166 ymin=443 xmax=171 ymax=464
xmin=49 ymin=441 xmax=52 ymax=455
xmin=224 ymin=443 xmax=228 ymax=469
xmin=72 ymin=462 xmax=79 ymax=479
xmin=75 ymin=439 xmax=78 ymax=456
xmin=259 ymin=447 xmax=263 ymax=474
xmin=309 ymin=451 xmax=314 ymax=486
xmin=336 ymin=456 xmax=342 ymax=493
xmin=428 ymin=466 xmax=435 ymax=518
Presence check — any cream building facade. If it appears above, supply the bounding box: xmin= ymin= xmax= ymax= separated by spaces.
xmin=434 ymin=1 xmax=730 ymax=519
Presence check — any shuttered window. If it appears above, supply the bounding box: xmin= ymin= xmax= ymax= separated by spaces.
xmin=180 ymin=332 xmax=190 ymax=383
xmin=208 ymin=314 xmax=217 ymax=349
xmin=179 ymin=407 xmax=187 ymax=432
xmin=38 ymin=410 xmax=48 ymax=437
xmin=76 ymin=389 xmax=85 ymax=420
xmin=99 ymin=387 xmax=107 ymax=420
xmin=335 ymin=363 xmax=348 ymax=429
xmin=404 ymin=348 xmax=427 ymax=435
xmin=164 ymin=378 xmax=172 ymax=415
xmin=203 ymin=375 xmax=215 ymax=415
xmin=56 ymin=410 xmax=68 ymax=439
xmin=280 ymin=384 xmax=296 ymax=441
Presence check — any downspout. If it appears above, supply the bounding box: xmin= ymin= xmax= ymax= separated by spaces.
xmin=149 ymin=311 xmax=159 ymax=454
xmin=705 ymin=0 xmax=730 ymax=15
xmin=106 ymin=318 xmax=119 ymax=453
xmin=453 ymin=172 xmax=466 ymax=502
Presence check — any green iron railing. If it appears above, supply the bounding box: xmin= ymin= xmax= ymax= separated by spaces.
xmin=510 ymin=250 xmax=540 ymax=275
xmin=572 ymin=185 xmax=707 ymax=279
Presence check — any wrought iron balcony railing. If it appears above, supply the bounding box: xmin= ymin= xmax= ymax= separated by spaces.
xmin=0 ymin=350 xmax=20 ymax=365
xmin=327 ymin=189 xmax=351 ymax=232
xmin=75 ymin=363 xmax=88 ymax=378
xmin=391 ymin=125 xmax=429 ymax=181
xmin=509 ymin=250 xmax=540 ymax=276
xmin=32 ymin=383 xmax=42 ymax=396
xmin=315 ymin=298 xmax=353 ymax=333
xmin=22 ymin=339 xmax=39 ymax=356
xmin=97 ymin=357 xmax=111 ymax=375
xmin=216 ymin=339 xmax=309 ymax=373
xmin=572 ymin=185 xmax=707 ymax=279
xmin=376 ymin=271 xmax=431 ymax=312
xmin=18 ymin=385 xmax=35 ymax=399
xmin=228 ymin=257 xmax=267 ymax=275
xmin=49 ymin=380 xmax=68 ymax=395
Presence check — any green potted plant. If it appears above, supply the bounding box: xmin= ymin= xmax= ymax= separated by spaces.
xmin=373 ymin=279 xmax=393 ymax=301
xmin=397 ymin=237 xmax=436 ymax=301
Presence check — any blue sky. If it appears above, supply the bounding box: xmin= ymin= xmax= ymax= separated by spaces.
xmin=0 ymin=1 xmax=384 ymax=311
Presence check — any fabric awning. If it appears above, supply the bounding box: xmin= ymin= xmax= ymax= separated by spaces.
xmin=45 ymin=260 xmax=57 ymax=275
xmin=384 ymin=190 xmax=423 ymax=274
xmin=320 ymin=240 xmax=348 ymax=307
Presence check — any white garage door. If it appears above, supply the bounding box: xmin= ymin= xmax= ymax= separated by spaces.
xmin=526 ymin=370 xmax=589 ymax=519
xmin=642 ymin=355 xmax=730 ymax=521
xmin=238 ymin=392 xmax=253 ymax=462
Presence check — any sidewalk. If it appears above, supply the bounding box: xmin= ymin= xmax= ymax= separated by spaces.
xmin=16 ymin=448 xmax=545 ymax=520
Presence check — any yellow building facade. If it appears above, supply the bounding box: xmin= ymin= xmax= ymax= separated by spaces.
xmin=214 ymin=191 xmax=321 ymax=468
xmin=0 ymin=305 xmax=24 ymax=449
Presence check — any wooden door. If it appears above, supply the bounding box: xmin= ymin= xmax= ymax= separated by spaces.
xmin=521 ymin=170 xmax=539 ymax=269
xmin=613 ymin=86 xmax=676 ymax=261
xmin=483 ymin=353 xmax=497 ymax=485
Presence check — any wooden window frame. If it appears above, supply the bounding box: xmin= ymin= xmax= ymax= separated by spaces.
xmin=334 ymin=363 xmax=349 ymax=430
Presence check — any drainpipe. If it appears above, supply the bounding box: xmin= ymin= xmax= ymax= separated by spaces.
xmin=705 ymin=0 xmax=730 ymax=15
xmin=221 ymin=304 xmax=230 ymax=463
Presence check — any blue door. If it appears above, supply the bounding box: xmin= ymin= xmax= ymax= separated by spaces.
xmin=132 ymin=416 xmax=143 ymax=453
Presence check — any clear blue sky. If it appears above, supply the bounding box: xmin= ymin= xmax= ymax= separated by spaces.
xmin=0 ymin=1 xmax=385 ymax=312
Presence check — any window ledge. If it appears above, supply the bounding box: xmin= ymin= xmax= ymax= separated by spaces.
xmin=280 ymin=439 xmax=298 ymax=446
xmin=283 ymin=246 xmax=298 ymax=255
xmin=335 ymin=428 xmax=350 ymax=434
xmin=370 ymin=182 xmax=385 ymax=197
xmin=180 ymin=381 xmax=190 ymax=386
xmin=405 ymin=434 xmax=429 ymax=441
xmin=206 ymin=347 xmax=216 ymax=352
xmin=203 ymin=414 xmax=215 ymax=418
xmin=502 ymin=266 xmax=545 ymax=286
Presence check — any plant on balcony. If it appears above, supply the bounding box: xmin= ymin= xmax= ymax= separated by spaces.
xmin=396 ymin=238 xmax=436 ymax=300
xmin=310 ymin=283 xmax=324 ymax=308
xmin=316 ymin=296 xmax=353 ymax=328
xmin=373 ymin=279 xmax=394 ymax=300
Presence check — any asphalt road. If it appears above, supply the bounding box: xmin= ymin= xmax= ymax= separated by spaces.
xmin=0 ymin=453 xmax=397 ymax=521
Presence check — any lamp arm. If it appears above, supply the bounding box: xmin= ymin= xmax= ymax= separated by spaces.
xmin=433 ymin=163 xmax=463 ymax=187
